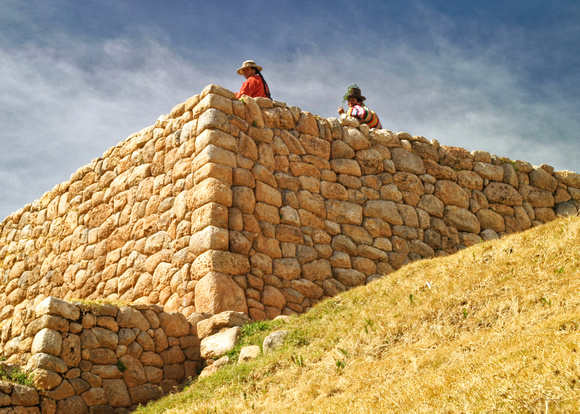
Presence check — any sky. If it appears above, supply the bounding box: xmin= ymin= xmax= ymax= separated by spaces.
xmin=1 ymin=0 xmax=579 ymax=220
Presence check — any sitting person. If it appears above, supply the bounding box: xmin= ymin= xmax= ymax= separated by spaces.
xmin=337 ymin=85 xmax=382 ymax=129
xmin=235 ymin=60 xmax=271 ymax=99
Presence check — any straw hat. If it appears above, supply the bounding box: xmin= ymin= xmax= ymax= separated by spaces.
xmin=237 ymin=60 xmax=263 ymax=75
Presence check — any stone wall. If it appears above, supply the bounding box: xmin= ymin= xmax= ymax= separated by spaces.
xmin=1 ymin=83 xmax=580 ymax=346
xmin=1 ymin=297 xmax=201 ymax=413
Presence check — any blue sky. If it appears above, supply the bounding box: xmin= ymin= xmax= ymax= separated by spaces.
xmin=1 ymin=0 xmax=579 ymax=219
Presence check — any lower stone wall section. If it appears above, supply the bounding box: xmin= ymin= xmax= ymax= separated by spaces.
xmin=1 ymin=297 xmax=204 ymax=413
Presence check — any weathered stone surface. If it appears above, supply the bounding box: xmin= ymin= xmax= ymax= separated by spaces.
xmin=391 ymin=147 xmax=426 ymax=175
xmin=200 ymin=326 xmax=241 ymax=359
xmin=434 ymin=180 xmax=470 ymax=209
xmin=530 ymin=167 xmax=558 ymax=192
xmin=519 ymin=184 xmax=554 ymax=207
xmin=26 ymin=352 xmax=68 ymax=374
xmin=325 ymin=200 xmax=363 ymax=224
xmin=483 ymin=182 xmax=523 ymax=206
xmin=32 ymin=367 xmax=63 ymax=390
xmin=129 ymin=383 xmax=163 ymax=405
xmin=36 ymin=297 xmax=80 ymax=321
xmin=273 ymin=258 xmax=301 ymax=280
xmin=239 ymin=345 xmax=261 ymax=363
xmin=476 ymin=209 xmax=506 ymax=232
xmin=103 ymin=379 xmax=131 ymax=408
xmin=192 ymin=250 xmax=250 ymax=279
xmin=263 ymin=330 xmax=288 ymax=354
xmin=32 ymin=328 xmax=62 ymax=356
xmin=197 ymin=311 xmax=250 ymax=339
xmin=117 ymin=307 xmax=151 ymax=331
xmin=195 ymin=272 xmax=248 ymax=314
xmin=158 ymin=312 xmax=191 ymax=338
xmin=444 ymin=206 xmax=481 ymax=234
xmin=474 ymin=162 xmax=504 ymax=182
xmin=554 ymin=170 xmax=580 ymax=188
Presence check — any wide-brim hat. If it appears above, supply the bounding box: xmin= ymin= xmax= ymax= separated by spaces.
xmin=237 ymin=60 xmax=263 ymax=75
xmin=347 ymin=87 xmax=366 ymax=101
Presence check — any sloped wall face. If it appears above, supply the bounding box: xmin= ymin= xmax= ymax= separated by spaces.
xmin=1 ymin=84 xmax=580 ymax=340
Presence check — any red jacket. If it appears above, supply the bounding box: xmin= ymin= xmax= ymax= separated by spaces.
xmin=236 ymin=75 xmax=269 ymax=99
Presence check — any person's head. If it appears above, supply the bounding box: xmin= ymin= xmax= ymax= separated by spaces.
xmin=347 ymin=97 xmax=360 ymax=107
xmin=237 ymin=60 xmax=262 ymax=79
xmin=345 ymin=86 xmax=366 ymax=106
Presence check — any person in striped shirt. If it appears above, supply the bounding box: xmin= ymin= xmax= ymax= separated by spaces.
xmin=337 ymin=85 xmax=382 ymax=129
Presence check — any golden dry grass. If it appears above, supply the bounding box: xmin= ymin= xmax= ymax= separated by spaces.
xmin=136 ymin=216 xmax=580 ymax=414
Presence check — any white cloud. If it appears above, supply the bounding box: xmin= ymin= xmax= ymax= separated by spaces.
xmin=0 ymin=1 xmax=578 ymax=220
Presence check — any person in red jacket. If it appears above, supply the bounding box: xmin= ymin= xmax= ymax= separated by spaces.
xmin=235 ymin=60 xmax=271 ymax=99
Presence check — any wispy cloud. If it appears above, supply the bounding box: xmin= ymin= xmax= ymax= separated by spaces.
xmin=0 ymin=1 xmax=578 ymax=220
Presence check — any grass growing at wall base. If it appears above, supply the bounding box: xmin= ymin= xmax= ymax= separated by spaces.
xmin=135 ymin=216 xmax=580 ymax=413
xmin=0 ymin=367 xmax=34 ymax=387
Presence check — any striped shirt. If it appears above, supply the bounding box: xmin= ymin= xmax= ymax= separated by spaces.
xmin=347 ymin=104 xmax=382 ymax=129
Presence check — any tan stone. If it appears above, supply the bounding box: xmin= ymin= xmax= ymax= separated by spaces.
xmin=36 ymin=297 xmax=80 ymax=320
xmin=32 ymin=328 xmax=62 ymax=356
xmin=444 ymin=206 xmax=480 ymax=234
xmin=191 ymin=178 xmax=232 ymax=208
xmin=424 ymin=159 xmax=457 ymax=181
xmin=300 ymin=134 xmax=331 ymax=158
xmin=26 ymin=353 xmax=68 ymax=374
xmin=191 ymin=202 xmax=229 ymax=233
xmin=476 ymin=209 xmax=506 ymax=232
xmin=333 ymin=268 xmax=366 ymax=287
xmin=434 ymin=180 xmax=470 ymax=209
xmin=342 ymin=127 xmax=369 ymax=151
xmin=91 ymin=327 xmax=119 ymax=350
xmin=326 ymin=200 xmax=363 ymax=224
xmin=290 ymin=279 xmax=324 ymax=299
xmin=262 ymin=107 xmax=296 ymax=129
xmin=140 ymin=351 xmax=164 ymax=368
xmin=158 ymin=312 xmax=190 ymax=337
xmin=530 ymin=167 xmax=558 ymax=192
xmin=519 ymin=184 xmax=554 ymax=208
xmin=103 ymin=378 xmax=131 ymax=408
xmin=189 ymin=226 xmax=229 ymax=256
xmin=483 ymin=182 xmax=524 ymax=206
xmin=192 ymin=250 xmax=250 ymax=279
xmin=239 ymin=345 xmax=261 ymax=363
xmin=61 ymin=334 xmax=81 ymax=367
xmin=195 ymin=272 xmax=248 ymax=314
xmin=273 ymin=258 xmax=301 ymax=280
xmin=391 ymin=147 xmax=426 ymax=175
xmin=262 ymin=286 xmax=287 ymax=309
xmin=302 ymin=259 xmax=332 ymax=282
xmin=355 ymin=148 xmax=383 ymax=175
xmin=474 ymin=162 xmax=504 ymax=181
xmin=295 ymin=112 xmax=319 ymax=136
xmin=32 ymin=368 xmax=63 ymax=390
xmin=129 ymin=383 xmax=163 ymax=405
xmin=554 ymin=170 xmax=580 ymax=188
xmin=200 ymin=326 xmax=241 ymax=359
xmin=330 ymin=159 xmax=362 ymax=176
xmin=363 ymin=200 xmax=403 ymax=225
xmin=117 ymin=307 xmax=151 ymax=331
xmin=255 ymin=181 xmax=282 ymax=207
xmin=457 ymin=170 xmax=484 ymax=190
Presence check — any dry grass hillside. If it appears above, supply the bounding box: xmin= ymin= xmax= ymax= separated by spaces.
xmin=135 ymin=216 xmax=580 ymax=414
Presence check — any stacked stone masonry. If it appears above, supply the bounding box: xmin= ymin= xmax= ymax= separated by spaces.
xmin=1 ymin=83 xmax=580 ymax=347
xmin=1 ymin=297 xmax=202 ymax=413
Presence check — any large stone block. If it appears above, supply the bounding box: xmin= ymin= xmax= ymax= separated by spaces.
xmin=194 ymin=272 xmax=248 ymax=314
xmin=36 ymin=297 xmax=80 ymax=321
